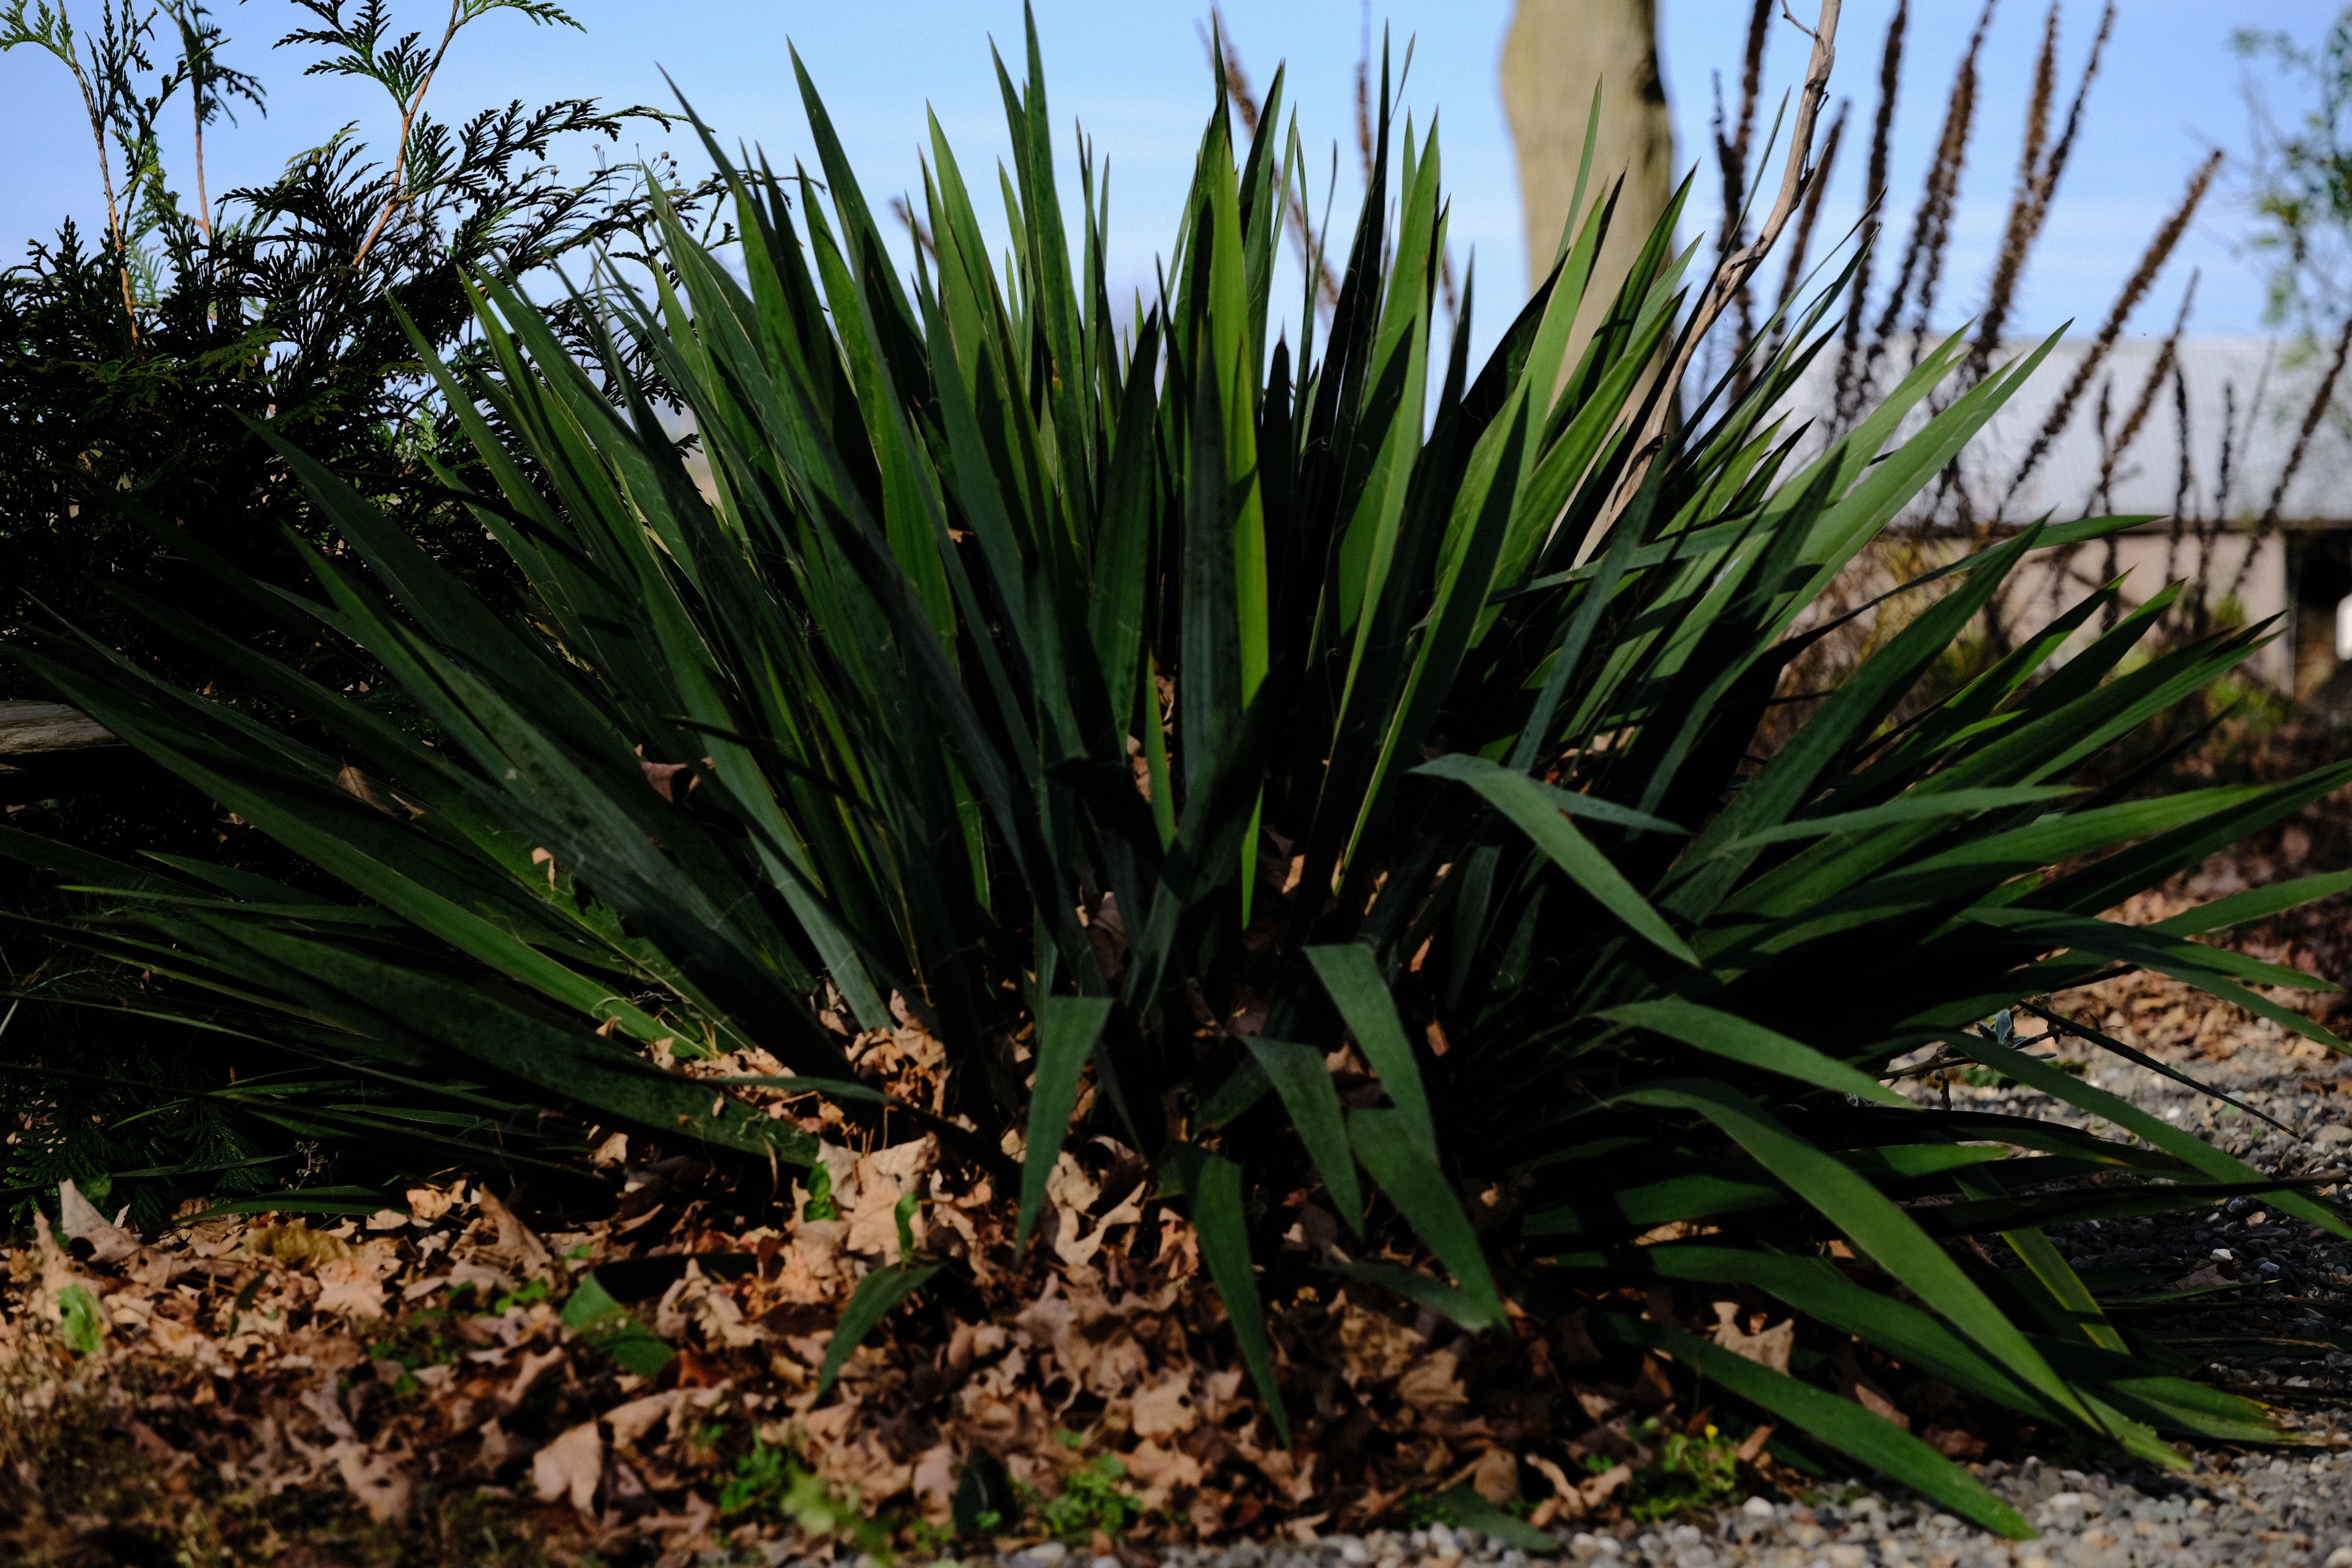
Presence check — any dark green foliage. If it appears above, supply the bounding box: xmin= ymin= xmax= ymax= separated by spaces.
xmin=0 ymin=0 xmax=704 ymax=696
xmin=9 ymin=13 xmax=2352 ymax=1529
xmin=0 ymin=0 xmax=722 ymax=1228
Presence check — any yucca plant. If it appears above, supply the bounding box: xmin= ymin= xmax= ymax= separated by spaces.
xmin=10 ymin=14 xmax=2352 ymax=1534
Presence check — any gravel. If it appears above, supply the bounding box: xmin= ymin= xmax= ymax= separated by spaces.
xmin=1123 ymin=1450 xmax=2352 ymax=1568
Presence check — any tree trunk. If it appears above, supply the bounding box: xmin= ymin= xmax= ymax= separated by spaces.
xmin=1500 ymin=0 xmax=1676 ymax=364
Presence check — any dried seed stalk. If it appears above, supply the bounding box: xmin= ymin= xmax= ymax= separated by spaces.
xmin=1967 ymin=2 xmax=2115 ymax=389
xmin=2195 ymin=378 xmax=2245 ymax=612
xmin=1832 ymin=0 xmax=1908 ymax=425
xmin=1714 ymin=0 xmax=1776 ymax=363
xmin=2090 ymin=270 xmax=2198 ymax=511
xmin=2218 ymin=310 xmax=2352 ymax=612
xmin=2166 ymin=360 xmax=2193 ymax=581
xmin=2256 ymin=309 xmax=2352 ymax=531
xmin=1858 ymin=0 xmax=1991 ymax=396
xmin=2003 ymin=148 xmax=2223 ymax=504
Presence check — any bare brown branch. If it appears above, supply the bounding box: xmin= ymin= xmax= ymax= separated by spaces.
xmin=1629 ymin=0 xmax=1842 ymax=481
xmin=51 ymin=2 xmax=138 ymax=336
xmin=1773 ymin=97 xmax=1847 ymax=325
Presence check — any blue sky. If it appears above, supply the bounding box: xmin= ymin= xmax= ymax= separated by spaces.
xmin=2 ymin=1 xmax=2335 ymax=368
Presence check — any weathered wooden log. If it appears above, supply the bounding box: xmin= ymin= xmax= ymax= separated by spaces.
xmin=0 ymin=702 xmax=118 ymax=758
xmin=0 ymin=700 xmax=135 ymax=804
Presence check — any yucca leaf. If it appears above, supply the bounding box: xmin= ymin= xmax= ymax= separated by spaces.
xmin=1246 ymin=1036 xmax=1364 ymax=1229
xmin=2150 ymin=869 xmax=2352 ymax=936
xmin=817 ymin=1262 xmax=941 ymax=1397
xmin=565 ymin=1273 xmax=676 ymax=1378
xmin=1167 ymin=1144 xmax=1288 ymax=1441
xmin=2032 ymin=1338 xmax=2280 ymax=1442
xmin=1324 ymin=1258 xmax=1495 ymax=1333
xmin=1575 ymin=1245 xmax=2057 ymax=1423
xmin=1597 ymin=998 xmax=1911 ymax=1107
xmin=1521 ymin=1169 xmax=1789 ymax=1237
xmin=1348 ymin=1108 xmax=1504 ymax=1329
xmin=1944 ymin=1033 xmax=2351 ymax=1237
xmin=1617 ymin=1079 xmax=2100 ymax=1430
xmin=1430 ymin=1484 xmax=1559 ymax=1552
xmin=1665 ymin=525 xmax=2048 ymax=918
xmin=1016 ymin=997 xmax=1115 ymax=1257
xmin=187 ymin=917 xmax=813 ymax=1163
xmin=2016 ymin=1000 xmax=2294 ymax=1135
xmin=1596 ymin=1313 xmax=2035 ymax=1539
xmin=7 ymin=21 xmax=2335 ymax=1512
xmin=1966 ymin=907 xmax=2343 ymax=1053
xmin=1410 ymin=758 xmax=1698 ymax=965
xmin=2029 ymin=758 xmax=2352 ymax=919
xmin=1989 ymin=1216 xmax=2130 ymax=1354
xmin=1705 ymin=786 xmax=2081 ymax=854
xmin=1304 ymin=944 xmax=1437 ymax=1156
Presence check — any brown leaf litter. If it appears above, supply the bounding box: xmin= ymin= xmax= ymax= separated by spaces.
xmin=0 ymin=1128 xmax=1833 ymax=1566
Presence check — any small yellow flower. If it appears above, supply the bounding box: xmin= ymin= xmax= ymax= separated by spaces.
xmin=1705 ymin=1424 xmax=1719 ymax=1439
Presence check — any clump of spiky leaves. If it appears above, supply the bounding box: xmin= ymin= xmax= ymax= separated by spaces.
xmin=9 ymin=16 xmax=2352 ymax=1534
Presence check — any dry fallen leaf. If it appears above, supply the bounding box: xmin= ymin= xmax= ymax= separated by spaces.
xmin=1526 ymin=1452 xmax=1586 ymax=1526
xmin=910 ymin=1443 xmax=956 ymax=1525
xmin=1396 ymin=1348 xmax=1466 ymax=1414
xmin=1581 ymin=1463 xmax=1633 ymax=1508
xmin=1710 ymin=1300 xmax=1794 ymax=1374
xmin=241 ymin=1220 xmax=352 ymax=1268
xmin=405 ymin=1182 xmax=465 ymax=1222
xmin=1470 ymin=1448 xmax=1518 ymax=1505
xmin=314 ymin=1256 xmax=388 ymax=1321
xmin=1336 ymin=1300 xmax=1423 ymax=1387
xmin=533 ymin=1422 xmax=603 ymax=1514
xmin=605 ymin=1390 xmax=682 ymax=1449
xmin=473 ymin=1188 xmax=554 ymax=1281
xmin=1833 ymin=1346 xmax=1911 ymax=1431
xmin=1125 ymin=1439 xmax=1206 ymax=1510
xmin=57 ymin=1180 xmax=139 ymax=1265
xmin=475 ymin=1419 xmax=516 ymax=1476
xmin=1129 ymin=1371 xmax=1199 ymax=1442
xmin=1924 ymin=1424 xmax=1987 ymax=1460
xmin=329 ymin=1440 xmax=413 ymax=1523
